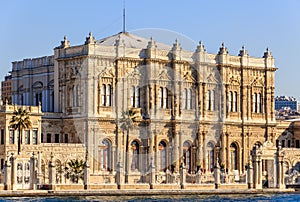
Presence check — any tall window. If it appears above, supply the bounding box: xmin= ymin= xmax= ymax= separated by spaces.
xmin=101 ymin=84 xmax=106 ymax=106
xmin=163 ymin=88 xmax=168 ymax=109
xmin=100 ymin=84 xmax=112 ymax=107
xmin=131 ymin=140 xmax=139 ymax=171
xmin=183 ymin=141 xmax=191 ymax=173
xmin=100 ymin=139 xmax=111 ymax=171
xmin=32 ymin=130 xmax=37 ymax=145
xmin=158 ymin=141 xmax=167 ymax=171
xmin=106 ymin=84 xmax=111 ymax=106
xmin=130 ymin=86 xmax=140 ymax=108
xmin=233 ymin=91 xmax=238 ymax=112
xmin=9 ymin=130 xmax=14 ymax=144
xmin=25 ymin=130 xmax=30 ymax=144
xmin=253 ymin=92 xmax=262 ymax=113
xmin=71 ymin=85 xmax=80 ymax=107
xmin=230 ymin=143 xmax=238 ymax=170
xmin=159 ymin=87 xmax=163 ymax=108
xmin=207 ymin=90 xmax=215 ymax=111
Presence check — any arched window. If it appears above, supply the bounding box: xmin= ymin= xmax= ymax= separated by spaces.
xmin=183 ymin=88 xmax=187 ymax=109
xmin=158 ymin=141 xmax=167 ymax=171
xmin=230 ymin=143 xmax=238 ymax=170
xmin=183 ymin=141 xmax=192 ymax=172
xmin=130 ymin=86 xmax=135 ymax=107
xmin=100 ymin=139 xmax=111 ymax=171
xmin=131 ymin=140 xmax=139 ymax=171
xmin=101 ymin=84 xmax=106 ymax=106
xmin=106 ymin=84 xmax=111 ymax=106
xmin=207 ymin=142 xmax=215 ymax=172
xmin=159 ymin=87 xmax=163 ymax=108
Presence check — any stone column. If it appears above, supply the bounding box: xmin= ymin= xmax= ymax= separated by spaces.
xmin=116 ymin=162 xmax=124 ymax=189
xmin=4 ymin=155 xmax=11 ymax=190
xmin=30 ymin=152 xmax=36 ymax=190
xmin=36 ymin=151 xmax=43 ymax=187
xmin=180 ymin=162 xmax=186 ymax=189
xmin=277 ymin=150 xmax=285 ymax=189
xmin=11 ymin=154 xmax=17 ymax=190
xmin=149 ymin=158 xmax=156 ymax=189
xmin=48 ymin=154 xmax=56 ymax=190
xmin=254 ymin=154 xmax=262 ymax=189
xmin=214 ymin=158 xmax=220 ymax=189
xmin=111 ymin=146 xmax=116 ymax=172
xmin=247 ymin=156 xmax=253 ymax=189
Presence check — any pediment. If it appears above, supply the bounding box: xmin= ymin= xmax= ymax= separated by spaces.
xmin=157 ymin=70 xmax=171 ymax=80
xmin=183 ymin=72 xmax=195 ymax=82
xmin=99 ymin=67 xmax=115 ymax=78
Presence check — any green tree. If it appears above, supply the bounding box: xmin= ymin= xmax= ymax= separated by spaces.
xmin=67 ymin=159 xmax=84 ymax=183
xmin=9 ymin=108 xmax=32 ymax=154
xmin=120 ymin=109 xmax=137 ymax=179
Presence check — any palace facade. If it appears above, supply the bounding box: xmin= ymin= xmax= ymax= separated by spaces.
xmin=2 ymin=31 xmax=298 ymax=190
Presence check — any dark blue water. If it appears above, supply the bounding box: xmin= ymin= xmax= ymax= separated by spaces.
xmin=1 ymin=194 xmax=300 ymax=202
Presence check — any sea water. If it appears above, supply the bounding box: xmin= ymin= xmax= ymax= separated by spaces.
xmin=1 ymin=194 xmax=300 ymax=202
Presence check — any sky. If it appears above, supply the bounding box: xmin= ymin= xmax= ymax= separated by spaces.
xmin=0 ymin=0 xmax=300 ymax=97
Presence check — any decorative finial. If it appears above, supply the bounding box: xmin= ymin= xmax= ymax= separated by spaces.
xmin=196 ymin=40 xmax=206 ymax=52
xmin=85 ymin=32 xmax=95 ymax=44
xmin=57 ymin=35 xmax=70 ymax=49
xmin=218 ymin=42 xmax=228 ymax=54
xmin=263 ymin=47 xmax=272 ymax=58
xmin=147 ymin=37 xmax=157 ymax=49
xmin=172 ymin=38 xmax=181 ymax=51
xmin=239 ymin=45 xmax=248 ymax=56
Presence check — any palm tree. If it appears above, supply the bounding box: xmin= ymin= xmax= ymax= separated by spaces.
xmin=9 ymin=108 xmax=32 ymax=154
xmin=66 ymin=159 xmax=84 ymax=183
xmin=120 ymin=109 xmax=137 ymax=180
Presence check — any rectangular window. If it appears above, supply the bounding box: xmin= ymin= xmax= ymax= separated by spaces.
xmin=288 ymin=140 xmax=291 ymax=148
xmin=25 ymin=130 xmax=30 ymax=144
xmin=47 ymin=133 xmax=51 ymax=143
xmin=282 ymin=140 xmax=285 ymax=148
xmin=1 ymin=129 xmax=4 ymax=144
xmin=9 ymin=130 xmax=14 ymax=144
xmin=65 ymin=134 xmax=68 ymax=143
xmin=32 ymin=130 xmax=37 ymax=145
xmin=55 ymin=134 xmax=59 ymax=143
xmin=41 ymin=133 xmax=44 ymax=143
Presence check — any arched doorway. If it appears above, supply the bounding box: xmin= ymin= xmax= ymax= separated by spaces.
xmin=230 ymin=142 xmax=238 ymax=171
xmin=99 ymin=139 xmax=112 ymax=171
xmin=131 ymin=140 xmax=139 ymax=171
xmin=158 ymin=141 xmax=167 ymax=171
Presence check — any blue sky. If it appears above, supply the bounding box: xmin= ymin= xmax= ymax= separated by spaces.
xmin=1 ymin=0 xmax=299 ymax=97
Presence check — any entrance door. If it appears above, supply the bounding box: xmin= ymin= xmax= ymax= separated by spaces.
xmin=16 ymin=160 xmax=30 ymax=189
